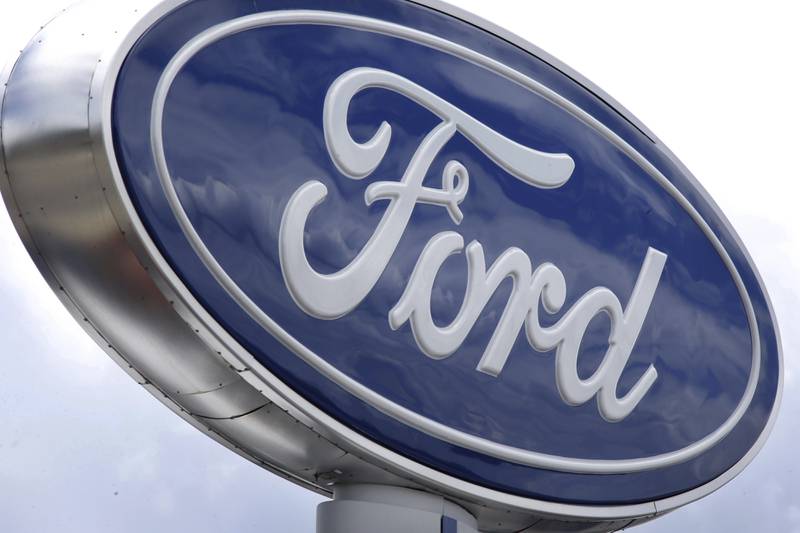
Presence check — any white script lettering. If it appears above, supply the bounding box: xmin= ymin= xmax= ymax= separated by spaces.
xmin=279 ymin=67 xmax=666 ymax=421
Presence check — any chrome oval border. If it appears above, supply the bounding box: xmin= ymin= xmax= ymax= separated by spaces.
xmin=150 ymin=11 xmax=759 ymax=475
xmin=65 ymin=0 xmax=781 ymax=521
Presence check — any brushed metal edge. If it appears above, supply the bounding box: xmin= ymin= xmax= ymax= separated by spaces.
xmin=0 ymin=0 xmax=359 ymax=508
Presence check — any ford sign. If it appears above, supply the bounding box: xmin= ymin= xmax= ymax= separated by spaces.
xmin=0 ymin=0 xmax=782 ymax=531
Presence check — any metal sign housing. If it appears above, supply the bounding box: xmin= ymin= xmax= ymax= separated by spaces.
xmin=0 ymin=1 xmax=782 ymax=531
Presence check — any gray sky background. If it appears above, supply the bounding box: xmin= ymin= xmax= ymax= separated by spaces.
xmin=0 ymin=1 xmax=798 ymax=532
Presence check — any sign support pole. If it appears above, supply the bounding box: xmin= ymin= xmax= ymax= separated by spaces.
xmin=316 ymin=484 xmax=480 ymax=533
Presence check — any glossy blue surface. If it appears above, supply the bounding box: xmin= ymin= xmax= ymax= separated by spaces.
xmin=111 ymin=0 xmax=780 ymax=505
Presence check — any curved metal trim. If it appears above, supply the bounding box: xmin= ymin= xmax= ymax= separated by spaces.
xmin=0 ymin=0 xmax=341 ymax=503
xmin=91 ymin=0 xmax=784 ymax=520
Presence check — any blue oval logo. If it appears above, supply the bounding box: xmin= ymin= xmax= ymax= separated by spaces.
xmin=111 ymin=0 xmax=781 ymax=506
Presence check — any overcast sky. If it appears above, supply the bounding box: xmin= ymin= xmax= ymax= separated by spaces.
xmin=0 ymin=1 xmax=798 ymax=532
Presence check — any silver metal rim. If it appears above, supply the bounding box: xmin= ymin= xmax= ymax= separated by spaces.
xmin=149 ymin=9 xmax=759 ymax=476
